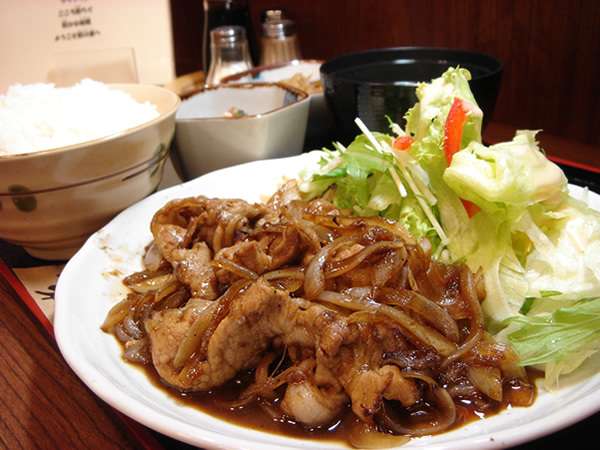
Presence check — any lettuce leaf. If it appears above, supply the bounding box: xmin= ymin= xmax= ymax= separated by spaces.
xmin=299 ymin=133 xmax=440 ymax=245
xmin=507 ymin=298 xmax=600 ymax=388
xmin=444 ymin=130 xmax=567 ymax=214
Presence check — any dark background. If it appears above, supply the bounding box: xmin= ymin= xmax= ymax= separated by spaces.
xmin=170 ymin=0 xmax=600 ymax=147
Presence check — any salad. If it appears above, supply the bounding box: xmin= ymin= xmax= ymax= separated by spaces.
xmin=300 ymin=68 xmax=600 ymax=388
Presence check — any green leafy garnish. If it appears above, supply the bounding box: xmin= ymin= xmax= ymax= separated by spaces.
xmin=507 ymin=298 xmax=600 ymax=387
xmin=519 ymin=297 xmax=536 ymax=315
xmin=540 ymin=290 xmax=563 ymax=298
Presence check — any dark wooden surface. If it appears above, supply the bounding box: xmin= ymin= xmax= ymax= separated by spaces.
xmin=170 ymin=0 xmax=600 ymax=146
xmin=0 ymin=278 xmax=138 ymax=450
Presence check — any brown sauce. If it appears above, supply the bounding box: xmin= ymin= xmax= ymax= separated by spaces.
xmin=126 ymin=347 xmax=539 ymax=446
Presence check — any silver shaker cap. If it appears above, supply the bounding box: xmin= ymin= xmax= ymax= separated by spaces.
xmin=262 ymin=19 xmax=296 ymax=39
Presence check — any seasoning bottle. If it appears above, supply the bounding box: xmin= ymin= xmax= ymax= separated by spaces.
xmin=202 ymin=0 xmax=254 ymax=72
xmin=205 ymin=26 xmax=253 ymax=87
xmin=260 ymin=19 xmax=301 ymax=66
xmin=261 ymin=9 xmax=284 ymax=23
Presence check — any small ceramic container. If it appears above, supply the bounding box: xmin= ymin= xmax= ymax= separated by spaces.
xmin=0 ymin=84 xmax=180 ymax=260
xmin=173 ymin=82 xmax=309 ymax=180
xmin=221 ymin=60 xmax=334 ymax=149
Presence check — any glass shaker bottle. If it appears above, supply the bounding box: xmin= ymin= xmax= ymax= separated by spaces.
xmin=205 ymin=26 xmax=253 ymax=87
xmin=260 ymin=19 xmax=301 ymax=66
xmin=202 ymin=0 xmax=254 ymax=72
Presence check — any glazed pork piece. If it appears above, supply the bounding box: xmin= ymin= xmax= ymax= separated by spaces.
xmin=102 ymin=181 xmax=534 ymax=443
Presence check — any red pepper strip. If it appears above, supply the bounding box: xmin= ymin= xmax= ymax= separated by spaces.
xmin=393 ymin=135 xmax=414 ymax=150
xmin=462 ymin=200 xmax=480 ymax=218
xmin=444 ymin=98 xmax=468 ymax=164
xmin=444 ymin=97 xmax=480 ymax=218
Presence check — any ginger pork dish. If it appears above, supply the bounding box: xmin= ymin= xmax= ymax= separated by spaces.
xmin=100 ymin=68 xmax=600 ymax=447
xmin=102 ymin=181 xmax=534 ymax=447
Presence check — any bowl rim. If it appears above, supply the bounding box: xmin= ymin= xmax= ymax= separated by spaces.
xmin=0 ymin=143 xmax=170 ymax=196
xmin=0 ymin=83 xmax=181 ymax=161
xmin=320 ymin=46 xmax=503 ymax=86
xmin=220 ymin=59 xmax=324 ymax=85
xmin=175 ymin=81 xmax=310 ymax=123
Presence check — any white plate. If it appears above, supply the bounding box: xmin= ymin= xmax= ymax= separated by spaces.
xmin=54 ymin=153 xmax=600 ymax=450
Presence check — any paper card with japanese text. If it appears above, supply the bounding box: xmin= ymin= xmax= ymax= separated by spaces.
xmin=0 ymin=0 xmax=175 ymax=90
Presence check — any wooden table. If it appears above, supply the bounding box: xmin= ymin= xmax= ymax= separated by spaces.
xmin=0 ymin=123 xmax=598 ymax=449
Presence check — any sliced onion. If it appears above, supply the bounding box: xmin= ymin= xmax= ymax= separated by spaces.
xmin=348 ymin=420 xmax=410 ymax=449
xmin=156 ymin=287 xmax=189 ymax=310
xmin=374 ymin=288 xmax=460 ymax=343
xmin=294 ymin=220 xmax=322 ymax=252
xmin=446 ymin=383 xmax=478 ymax=398
xmin=344 ymin=286 xmax=459 ymax=343
xmin=230 ymin=359 xmax=311 ymax=409
xmin=314 ymin=215 xmax=415 ymax=244
xmin=400 ymin=370 xmax=438 ymax=387
xmin=467 ymin=366 xmax=503 ymax=402
xmin=224 ymin=215 xmax=245 ymax=248
xmin=181 ymin=216 xmax=200 ymax=249
xmin=192 ymin=279 xmax=252 ymax=362
xmin=347 ymin=310 xmax=380 ymax=324
xmin=212 ymin=223 xmax=224 ymax=253
xmin=324 ymin=242 xmax=404 ymax=279
xmin=460 ymin=266 xmax=484 ymax=330
xmin=127 ymin=273 xmax=176 ymax=294
xmin=123 ymin=266 xmax=171 ymax=287
xmin=123 ymin=339 xmax=150 ymax=364
xmin=474 ymin=268 xmax=486 ymax=301
xmin=113 ymin=323 xmax=131 ymax=343
xmin=441 ymin=328 xmax=483 ymax=369
xmin=378 ymin=387 xmax=456 ymax=436
xmin=374 ymin=305 xmax=456 ymax=357
xmin=153 ymin=278 xmax=179 ymax=303
xmin=173 ymin=301 xmax=218 ymax=369
xmin=442 ymin=266 xmax=485 ymax=367
xmin=372 ymin=248 xmax=407 ymax=287
xmin=316 ymin=291 xmax=456 ymax=356
xmin=255 ymin=353 xmax=276 ymax=385
xmin=143 ymin=241 xmax=164 ymax=271
xmin=263 ymin=267 xmax=305 ymax=281
xmin=212 ymin=257 xmax=259 ymax=280
xmin=304 ymin=236 xmax=356 ymax=299
xmin=313 ymin=224 xmax=335 ymax=243
xmin=504 ymin=378 xmax=535 ymax=407
xmin=342 ymin=287 xmax=372 ymax=299
xmin=383 ymin=351 xmax=441 ymax=370
xmin=123 ymin=312 xmax=143 ymax=339
xmin=101 ymin=297 xmax=133 ymax=332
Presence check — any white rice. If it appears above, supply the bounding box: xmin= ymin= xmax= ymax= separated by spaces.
xmin=0 ymin=79 xmax=160 ymax=156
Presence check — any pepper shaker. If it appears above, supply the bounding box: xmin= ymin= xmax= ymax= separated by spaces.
xmin=260 ymin=19 xmax=301 ymax=66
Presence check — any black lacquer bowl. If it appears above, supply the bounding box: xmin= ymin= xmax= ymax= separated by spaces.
xmin=320 ymin=47 xmax=502 ymax=144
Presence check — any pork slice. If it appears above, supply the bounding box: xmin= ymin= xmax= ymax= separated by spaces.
xmin=145 ymin=279 xmax=311 ymax=391
xmin=154 ymin=224 xmax=186 ymax=261
xmin=170 ymin=242 xmax=218 ymax=300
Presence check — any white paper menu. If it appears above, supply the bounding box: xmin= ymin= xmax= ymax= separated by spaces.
xmin=0 ymin=0 xmax=175 ymax=91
